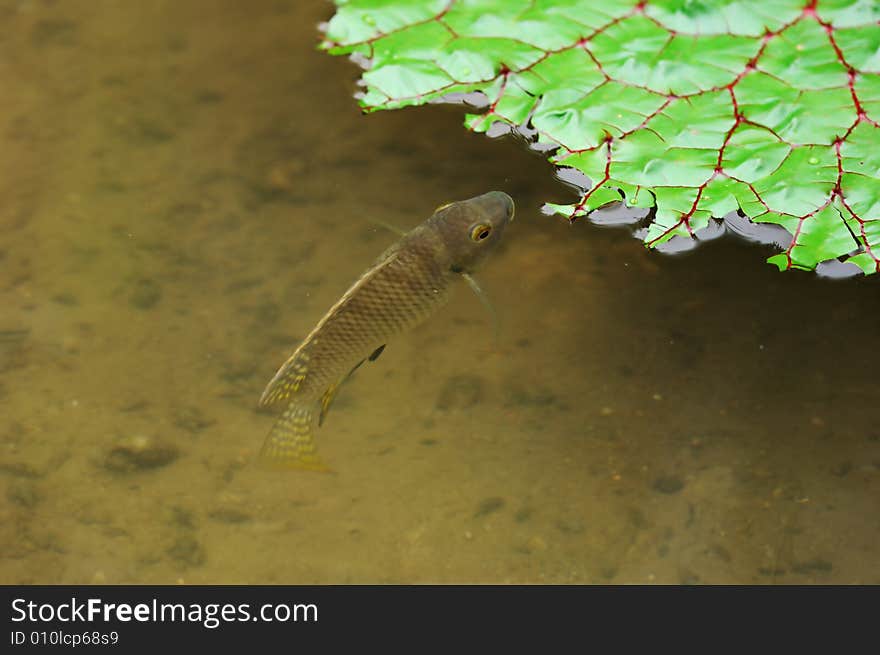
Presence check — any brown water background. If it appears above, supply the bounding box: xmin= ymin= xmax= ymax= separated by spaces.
xmin=1 ymin=0 xmax=878 ymax=584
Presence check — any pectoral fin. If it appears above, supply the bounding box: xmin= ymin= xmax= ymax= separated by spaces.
xmin=462 ymin=273 xmax=500 ymax=345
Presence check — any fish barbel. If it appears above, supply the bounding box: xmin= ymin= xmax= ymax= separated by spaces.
xmin=258 ymin=191 xmax=514 ymax=471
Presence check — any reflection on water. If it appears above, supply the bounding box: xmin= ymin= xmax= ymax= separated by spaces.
xmin=1 ymin=0 xmax=878 ymax=584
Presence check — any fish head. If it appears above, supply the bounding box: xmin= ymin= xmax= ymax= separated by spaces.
xmin=430 ymin=191 xmax=514 ymax=273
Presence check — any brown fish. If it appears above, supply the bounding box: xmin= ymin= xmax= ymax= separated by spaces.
xmin=258 ymin=191 xmax=515 ymax=471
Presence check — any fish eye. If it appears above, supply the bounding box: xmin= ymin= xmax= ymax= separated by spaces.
xmin=469 ymin=223 xmax=493 ymax=242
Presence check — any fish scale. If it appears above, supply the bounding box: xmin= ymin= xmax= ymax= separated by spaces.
xmin=257 ymin=191 xmax=514 ymax=471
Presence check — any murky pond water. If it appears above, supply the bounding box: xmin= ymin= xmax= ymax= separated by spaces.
xmin=2 ymin=0 xmax=878 ymax=584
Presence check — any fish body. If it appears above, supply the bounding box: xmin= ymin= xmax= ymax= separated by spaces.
xmin=258 ymin=191 xmax=514 ymax=470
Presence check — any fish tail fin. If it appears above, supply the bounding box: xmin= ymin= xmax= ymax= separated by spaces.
xmin=259 ymin=404 xmax=332 ymax=472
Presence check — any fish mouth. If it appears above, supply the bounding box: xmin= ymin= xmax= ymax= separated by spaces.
xmin=479 ymin=190 xmax=515 ymax=222
xmin=500 ymin=192 xmax=515 ymax=222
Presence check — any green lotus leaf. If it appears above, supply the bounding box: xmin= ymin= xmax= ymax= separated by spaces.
xmin=816 ymin=0 xmax=880 ymax=29
xmin=835 ymin=24 xmax=880 ymax=72
xmin=758 ymin=19 xmax=850 ymax=91
xmin=736 ymin=74 xmax=854 ymax=145
xmin=324 ymin=0 xmax=450 ymax=48
xmin=645 ymin=0 xmax=805 ymax=36
xmin=721 ymin=126 xmax=791 ymax=182
xmin=533 ymin=82 xmax=668 ymax=150
xmin=322 ymin=0 xmax=880 ymax=275
xmin=589 ymin=16 xmax=761 ymax=95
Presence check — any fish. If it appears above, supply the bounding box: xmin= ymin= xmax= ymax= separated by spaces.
xmin=258 ymin=190 xmax=515 ymax=471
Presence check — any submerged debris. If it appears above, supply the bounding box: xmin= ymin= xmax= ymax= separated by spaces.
xmin=436 ymin=373 xmax=486 ymax=411
xmin=791 ymin=558 xmax=833 ymax=575
xmin=0 ymin=326 xmax=29 ymax=374
xmin=6 ymin=481 xmax=42 ymax=508
xmin=652 ymin=475 xmax=685 ymax=495
xmin=474 ymin=496 xmax=505 ymax=518
xmin=208 ymin=507 xmax=252 ymax=524
xmin=167 ymin=534 xmax=206 ymax=567
xmin=208 ymin=493 xmax=252 ymax=525
xmin=104 ymin=434 xmax=179 ymax=472
xmin=129 ymin=278 xmax=162 ymax=310
xmin=173 ymin=406 xmax=215 ymax=434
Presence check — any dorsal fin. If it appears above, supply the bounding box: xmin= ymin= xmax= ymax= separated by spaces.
xmin=259 ymin=252 xmax=400 ymax=407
